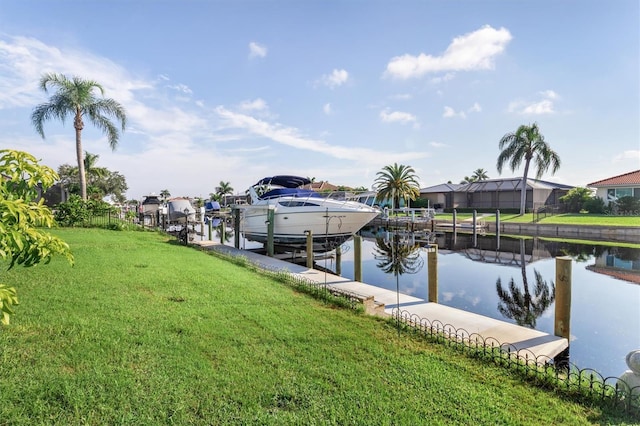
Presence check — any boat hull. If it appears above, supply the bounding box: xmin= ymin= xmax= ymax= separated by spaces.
xmin=241 ymin=199 xmax=379 ymax=251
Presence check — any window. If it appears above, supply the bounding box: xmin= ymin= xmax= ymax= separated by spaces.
xmin=608 ymin=187 xmax=634 ymax=199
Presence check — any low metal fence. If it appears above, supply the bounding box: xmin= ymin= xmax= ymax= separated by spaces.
xmin=534 ymin=204 xmax=566 ymax=222
xmin=205 ymin=247 xmax=639 ymax=418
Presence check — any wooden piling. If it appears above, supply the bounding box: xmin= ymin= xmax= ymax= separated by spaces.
xmin=554 ymin=256 xmax=572 ymax=340
xmin=234 ymin=208 xmax=241 ymax=249
xmin=266 ymin=207 xmax=275 ymax=257
xmin=428 ymin=244 xmax=438 ymax=303
xmin=305 ymin=231 xmax=313 ymax=268
xmin=354 ymin=235 xmax=362 ymax=282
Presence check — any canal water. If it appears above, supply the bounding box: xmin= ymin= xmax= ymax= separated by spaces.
xmin=310 ymin=227 xmax=640 ymax=380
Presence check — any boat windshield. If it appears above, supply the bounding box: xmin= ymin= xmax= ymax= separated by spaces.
xmin=260 ymin=188 xmax=322 ymax=200
xmin=278 ymin=200 xmax=321 ymax=207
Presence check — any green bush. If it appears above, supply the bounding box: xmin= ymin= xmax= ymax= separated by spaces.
xmin=614 ymin=196 xmax=640 ymax=215
xmin=559 ymin=187 xmax=593 ymax=213
xmin=54 ymin=196 xmax=117 ymax=227
xmin=583 ymin=197 xmax=606 ymax=214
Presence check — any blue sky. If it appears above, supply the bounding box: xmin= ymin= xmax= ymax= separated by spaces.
xmin=1 ymin=0 xmax=638 ymax=200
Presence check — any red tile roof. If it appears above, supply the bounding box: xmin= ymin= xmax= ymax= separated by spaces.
xmin=588 ymin=170 xmax=640 ymax=187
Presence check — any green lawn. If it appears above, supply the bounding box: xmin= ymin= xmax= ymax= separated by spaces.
xmin=0 ymin=229 xmax=635 ymax=424
xmin=435 ymin=212 xmax=640 ymax=227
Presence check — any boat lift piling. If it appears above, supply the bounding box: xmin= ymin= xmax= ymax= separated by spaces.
xmin=427 ymin=244 xmax=438 ymax=303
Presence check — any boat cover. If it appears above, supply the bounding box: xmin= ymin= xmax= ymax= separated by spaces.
xmin=260 ymin=188 xmax=322 ymax=199
xmin=254 ymin=175 xmax=311 ymax=188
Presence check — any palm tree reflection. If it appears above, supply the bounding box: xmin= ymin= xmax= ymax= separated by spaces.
xmin=496 ymin=239 xmax=555 ymax=328
xmin=372 ymin=233 xmax=424 ymax=276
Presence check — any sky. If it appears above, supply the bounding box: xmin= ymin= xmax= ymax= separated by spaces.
xmin=0 ymin=0 xmax=638 ymax=200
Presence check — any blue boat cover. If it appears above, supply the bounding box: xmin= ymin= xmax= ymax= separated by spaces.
xmin=254 ymin=175 xmax=311 ymax=188
xmin=261 ymin=188 xmax=322 ymax=199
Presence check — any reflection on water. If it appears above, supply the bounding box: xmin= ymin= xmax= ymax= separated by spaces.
xmin=321 ymin=227 xmax=640 ymax=379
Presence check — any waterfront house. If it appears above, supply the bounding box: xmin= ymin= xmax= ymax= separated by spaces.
xmin=420 ymin=178 xmax=574 ymax=212
xmin=587 ymin=169 xmax=640 ymax=206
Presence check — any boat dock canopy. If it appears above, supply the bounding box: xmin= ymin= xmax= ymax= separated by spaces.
xmin=255 ymin=176 xmax=311 ymax=188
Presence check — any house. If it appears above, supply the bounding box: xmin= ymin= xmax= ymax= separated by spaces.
xmin=419 ymin=178 xmax=574 ymax=212
xmin=587 ymin=170 xmax=640 ymax=206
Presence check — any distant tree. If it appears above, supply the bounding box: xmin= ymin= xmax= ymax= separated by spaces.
xmin=32 ymin=73 xmax=126 ymax=200
xmin=57 ymin=152 xmax=127 ymax=201
xmin=0 ymin=150 xmax=74 ymax=324
xmin=560 ymin=187 xmax=593 ymax=213
xmin=374 ymin=163 xmax=420 ymax=211
xmin=215 ymin=181 xmax=234 ymax=206
xmin=471 ymin=168 xmax=489 ymax=181
xmin=497 ymin=123 xmax=561 ymax=215
xmin=160 ymin=189 xmax=171 ymax=202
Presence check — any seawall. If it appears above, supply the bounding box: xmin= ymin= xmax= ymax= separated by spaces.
xmin=485 ymin=222 xmax=640 ymax=244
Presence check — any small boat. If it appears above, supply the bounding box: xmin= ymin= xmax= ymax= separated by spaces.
xmin=167 ymin=198 xmax=196 ymax=223
xmin=241 ymin=175 xmax=379 ymax=251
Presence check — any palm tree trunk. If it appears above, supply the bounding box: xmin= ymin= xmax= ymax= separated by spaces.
xmin=74 ymin=111 xmax=87 ymax=200
xmin=520 ymin=160 xmax=531 ymax=215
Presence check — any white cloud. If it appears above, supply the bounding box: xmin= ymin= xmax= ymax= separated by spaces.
xmin=215 ymin=106 xmax=426 ymax=164
xmin=430 ymin=73 xmax=455 ymax=84
xmin=239 ymin=98 xmax=268 ymax=111
xmin=613 ymin=150 xmax=640 ymax=163
xmin=323 ymin=103 xmax=332 ymax=115
xmin=390 ymin=93 xmax=412 ymax=101
xmin=469 ymin=102 xmax=482 ymax=112
xmin=384 ymin=25 xmax=512 ymax=79
xmin=508 ymin=90 xmax=559 ymax=115
xmin=321 ymin=69 xmax=349 ymax=89
xmin=167 ymin=83 xmax=193 ymax=94
xmin=248 ymin=41 xmax=267 ymax=58
xmin=380 ymin=108 xmax=417 ymax=125
xmin=443 ymin=106 xmax=466 ymax=119
xmin=430 ymin=141 xmax=446 ymax=148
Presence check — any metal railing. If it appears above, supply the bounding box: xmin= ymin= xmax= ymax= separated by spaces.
xmin=534 ymin=204 xmax=566 ymax=222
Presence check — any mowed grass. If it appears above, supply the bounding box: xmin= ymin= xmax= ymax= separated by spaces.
xmin=0 ymin=229 xmax=633 ymax=425
xmin=436 ymin=212 xmax=639 ymax=227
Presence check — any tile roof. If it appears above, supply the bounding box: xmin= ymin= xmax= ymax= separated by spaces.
xmin=588 ymin=170 xmax=640 ymax=187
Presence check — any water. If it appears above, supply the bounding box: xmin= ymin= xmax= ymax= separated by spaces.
xmin=314 ymin=228 xmax=640 ymax=379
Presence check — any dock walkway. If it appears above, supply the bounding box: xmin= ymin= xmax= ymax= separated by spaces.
xmin=194 ymin=241 xmax=568 ymax=361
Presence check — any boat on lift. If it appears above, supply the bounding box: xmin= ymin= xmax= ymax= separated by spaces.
xmin=241 ymin=175 xmax=379 ymax=251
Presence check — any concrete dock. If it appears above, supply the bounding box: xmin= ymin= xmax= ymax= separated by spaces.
xmin=194 ymin=241 xmax=569 ymax=361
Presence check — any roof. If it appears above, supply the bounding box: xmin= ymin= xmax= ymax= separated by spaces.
xmin=420 ymin=183 xmax=462 ymax=193
xmin=458 ymin=178 xmax=572 ymax=193
xmin=588 ymin=170 xmax=640 ymax=187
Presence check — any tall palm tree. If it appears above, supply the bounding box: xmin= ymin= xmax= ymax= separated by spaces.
xmin=160 ymin=189 xmax=171 ymax=202
xmin=215 ymin=181 xmax=234 ymax=206
xmin=31 ymin=73 xmax=126 ymax=200
xmin=471 ymin=168 xmax=489 ymax=181
xmin=497 ymin=123 xmax=560 ymax=215
xmin=374 ymin=163 xmax=420 ymax=211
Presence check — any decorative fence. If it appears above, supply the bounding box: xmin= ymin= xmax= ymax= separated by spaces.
xmin=205 ymin=247 xmax=640 ymax=418
xmin=534 ymin=204 xmax=567 ymax=222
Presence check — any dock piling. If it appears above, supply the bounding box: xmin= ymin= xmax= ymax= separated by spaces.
xmin=354 ymin=235 xmax=362 ymax=282
xmin=555 ymin=256 xmax=572 ymax=340
xmin=427 ymin=244 xmax=438 ymax=303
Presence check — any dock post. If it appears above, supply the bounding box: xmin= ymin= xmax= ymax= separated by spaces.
xmin=208 ymin=218 xmax=212 ymax=240
xmin=336 ymin=245 xmax=342 ymax=276
xmin=554 ymin=256 xmax=572 ymax=340
xmin=472 ymin=210 xmax=477 ymax=247
xmin=354 ymin=235 xmax=362 ymax=282
xmin=305 ymin=230 xmax=313 ymax=268
xmin=452 ymin=209 xmax=457 ymax=234
xmin=267 ymin=207 xmax=275 ymax=257
xmin=495 ymin=210 xmax=500 ymax=250
xmin=220 ymin=220 xmax=225 ymax=243
xmin=427 ymin=244 xmax=438 ymax=303
xmin=234 ymin=208 xmax=241 ymax=249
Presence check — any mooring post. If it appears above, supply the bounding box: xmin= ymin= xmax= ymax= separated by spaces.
xmin=428 ymin=244 xmax=438 ymax=303
xmin=354 ymin=235 xmax=362 ymax=282
xmin=555 ymin=256 xmax=572 ymax=339
xmin=305 ymin=230 xmax=313 ymax=268
xmin=234 ymin=208 xmax=241 ymax=249
xmin=472 ymin=210 xmax=477 ymax=246
xmin=267 ymin=206 xmax=275 ymax=257
xmin=208 ymin=217 xmax=212 ymax=240
xmin=495 ymin=209 xmax=500 ymax=249
xmin=336 ymin=245 xmax=342 ymax=276
xmin=452 ymin=209 xmax=457 ymax=234
xmin=220 ymin=219 xmax=225 ymax=244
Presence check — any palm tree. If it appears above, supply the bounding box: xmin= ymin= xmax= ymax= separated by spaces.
xmin=471 ymin=168 xmax=489 ymax=181
xmin=374 ymin=163 xmax=420 ymax=211
xmin=215 ymin=181 xmax=234 ymax=206
xmin=160 ymin=189 xmax=171 ymax=202
xmin=31 ymin=73 xmax=126 ymax=200
xmin=497 ymin=123 xmax=560 ymax=215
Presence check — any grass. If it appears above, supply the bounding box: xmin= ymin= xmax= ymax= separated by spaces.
xmin=435 ymin=212 xmax=640 ymax=227
xmin=0 ymin=228 xmax=636 ymax=425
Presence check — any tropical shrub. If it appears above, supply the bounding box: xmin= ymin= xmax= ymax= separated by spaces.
xmin=583 ymin=196 xmax=606 ymax=214
xmin=614 ymin=196 xmax=640 ymax=215
xmin=559 ymin=187 xmax=593 ymax=213
xmin=54 ymin=195 xmax=117 ymax=227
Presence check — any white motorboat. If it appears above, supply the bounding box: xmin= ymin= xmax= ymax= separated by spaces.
xmin=167 ymin=198 xmax=196 ymax=223
xmin=241 ymin=176 xmax=379 ymax=251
